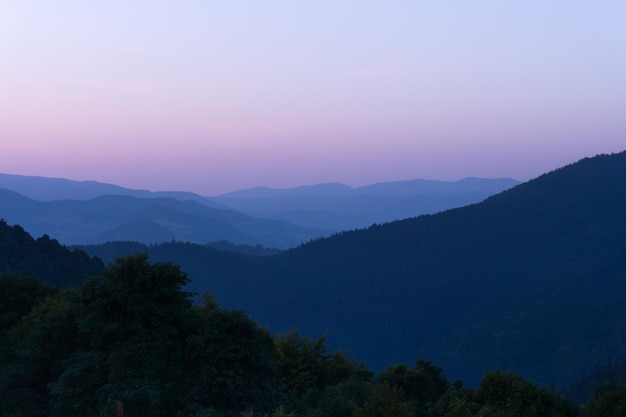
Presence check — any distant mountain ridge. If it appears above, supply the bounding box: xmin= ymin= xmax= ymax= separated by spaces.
xmin=217 ymin=182 xmax=355 ymax=198
xmin=0 ymin=172 xmax=226 ymax=207
xmin=211 ymin=177 xmax=520 ymax=230
xmin=0 ymin=172 xmax=519 ymax=240
xmin=0 ymin=190 xmax=324 ymax=248
xmin=218 ymin=177 xmax=518 ymax=198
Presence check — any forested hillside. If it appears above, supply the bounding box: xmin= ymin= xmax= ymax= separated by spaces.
xmin=0 ymin=253 xmax=610 ymax=417
xmin=2 ymin=218 xmax=625 ymax=415
xmin=79 ymin=151 xmax=626 ymax=388
xmin=0 ymin=219 xmax=104 ymax=287
xmin=258 ymin=152 xmax=626 ymax=387
xmin=565 ymin=359 xmax=626 ymax=404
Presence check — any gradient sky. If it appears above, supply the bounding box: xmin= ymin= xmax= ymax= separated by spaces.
xmin=1 ymin=1 xmax=625 ymax=195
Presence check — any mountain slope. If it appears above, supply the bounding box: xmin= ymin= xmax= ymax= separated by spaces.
xmin=210 ymin=177 xmax=519 ymax=230
xmin=0 ymin=219 xmax=104 ymax=287
xmin=0 ymin=172 xmax=227 ymax=207
xmin=278 ymin=153 xmax=626 ymax=386
xmin=87 ymin=151 xmax=625 ymax=388
xmin=0 ymin=191 xmax=326 ymax=248
xmin=1 ymin=171 xmax=518 ymax=233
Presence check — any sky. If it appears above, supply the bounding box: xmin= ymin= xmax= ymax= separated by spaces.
xmin=1 ymin=1 xmax=625 ymax=195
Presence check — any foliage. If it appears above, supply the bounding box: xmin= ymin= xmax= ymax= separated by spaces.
xmin=377 ymin=359 xmax=449 ymax=416
xmin=353 ymin=383 xmax=414 ymax=417
xmin=0 ymin=219 xmax=104 ymax=287
xmin=0 ymin=251 xmax=615 ymax=417
xmin=0 ymin=273 xmax=56 ymax=334
xmin=583 ymin=383 xmax=626 ymax=417
xmin=564 ymin=359 xmax=626 ymax=404
xmin=183 ymin=298 xmax=281 ymax=413
xmin=425 ymin=370 xmax=580 ymax=417
xmin=1 ymin=289 xmax=83 ymax=417
xmin=273 ymin=330 xmax=373 ymax=416
xmin=0 ymin=254 xmax=282 ymax=416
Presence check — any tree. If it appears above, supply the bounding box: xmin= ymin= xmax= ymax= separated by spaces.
xmin=183 ymin=295 xmax=281 ymax=414
xmin=72 ymin=254 xmax=193 ymax=416
xmin=354 ymin=383 xmax=413 ymax=417
xmin=0 ymin=273 xmax=56 ymax=334
xmin=474 ymin=370 xmax=578 ymax=417
xmin=272 ymin=330 xmax=372 ymax=416
xmin=377 ymin=359 xmax=449 ymax=416
xmin=0 ymin=254 xmax=194 ymax=417
xmin=584 ymin=383 xmax=626 ymax=417
xmin=0 ymin=289 xmax=82 ymax=417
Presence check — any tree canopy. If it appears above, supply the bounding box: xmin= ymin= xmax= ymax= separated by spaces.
xmin=3 ymin=253 xmax=625 ymax=416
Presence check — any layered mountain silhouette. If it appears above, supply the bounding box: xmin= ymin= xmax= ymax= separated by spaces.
xmin=0 ymin=173 xmax=518 ymax=237
xmin=80 ymin=151 xmax=626 ymax=388
xmin=0 ymin=191 xmax=323 ymax=248
xmin=0 ymin=173 xmax=226 ymax=207
xmin=210 ymin=177 xmax=519 ymax=230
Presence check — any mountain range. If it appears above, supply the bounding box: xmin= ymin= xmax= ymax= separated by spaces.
xmin=78 ymin=151 xmax=626 ymax=388
xmin=209 ymin=177 xmax=520 ymax=230
xmin=0 ymin=173 xmax=517 ymax=247
xmin=1 ymin=151 xmax=625 ymax=391
xmin=0 ymin=172 xmax=224 ymax=206
xmin=0 ymin=190 xmax=321 ymax=248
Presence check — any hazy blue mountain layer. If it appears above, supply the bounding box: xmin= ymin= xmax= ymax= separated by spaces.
xmin=209 ymin=177 xmax=519 ymax=230
xmin=0 ymin=191 xmax=324 ymax=248
xmin=1 ymin=171 xmax=519 ymax=234
xmin=0 ymin=172 xmax=226 ymax=207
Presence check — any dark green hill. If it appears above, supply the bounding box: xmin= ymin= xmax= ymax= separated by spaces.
xmin=275 ymin=152 xmax=626 ymax=387
xmin=290 ymin=152 xmax=626 ymax=387
xmin=81 ymin=151 xmax=626 ymax=388
xmin=0 ymin=219 xmax=104 ymax=287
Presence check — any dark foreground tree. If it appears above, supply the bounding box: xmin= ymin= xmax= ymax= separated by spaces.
xmin=583 ymin=383 xmax=626 ymax=417
xmin=0 ymin=255 xmax=283 ymax=417
xmin=273 ymin=330 xmax=373 ymax=417
xmin=377 ymin=359 xmax=449 ymax=416
xmin=182 ymin=292 xmax=281 ymax=414
xmin=427 ymin=370 xmax=579 ymax=417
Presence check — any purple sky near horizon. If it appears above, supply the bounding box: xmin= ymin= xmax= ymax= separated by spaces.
xmin=1 ymin=1 xmax=625 ymax=195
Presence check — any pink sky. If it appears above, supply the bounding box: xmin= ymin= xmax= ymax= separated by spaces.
xmin=1 ymin=1 xmax=625 ymax=195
